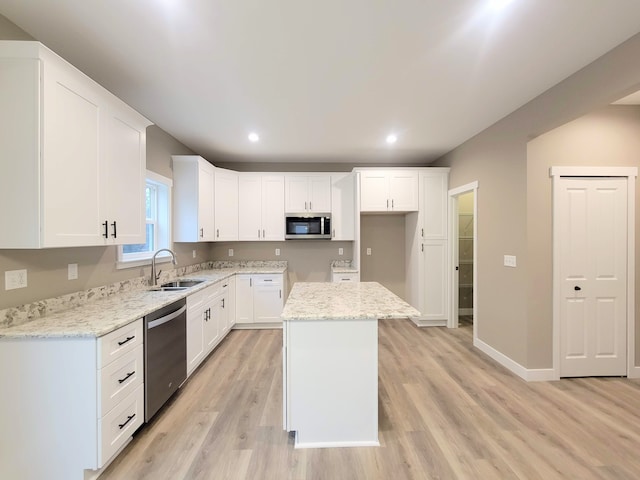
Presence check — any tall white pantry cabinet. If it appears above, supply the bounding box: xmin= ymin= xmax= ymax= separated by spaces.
xmin=405 ymin=168 xmax=450 ymax=326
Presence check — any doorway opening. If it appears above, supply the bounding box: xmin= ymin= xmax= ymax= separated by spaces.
xmin=449 ymin=182 xmax=478 ymax=343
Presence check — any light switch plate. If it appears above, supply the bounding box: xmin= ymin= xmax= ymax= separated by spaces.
xmin=504 ymin=255 xmax=517 ymax=267
xmin=275 ymin=248 xmax=281 ymax=256
xmin=338 ymin=248 xmax=344 ymax=256
xmin=366 ymin=248 xmax=372 ymax=256
xmin=228 ymin=249 xmax=234 ymax=257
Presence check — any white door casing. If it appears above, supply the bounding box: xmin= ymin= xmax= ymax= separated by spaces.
xmin=552 ymin=167 xmax=637 ymax=379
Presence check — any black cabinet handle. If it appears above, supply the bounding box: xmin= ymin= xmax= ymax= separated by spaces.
xmin=200 ymin=228 xmax=204 ymax=238
xmin=118 ymin=414 xmax=135 ymax=430
xmin=222 ymin=298 xmax=225 ymax=308
xmin=117 ymin=335 xmax=135 ymax=346
xmin=118 ymin=371 xmax=135 ymax=384
xmin=111 ymin=221 xmax=117 ymax=238
xmin=102 ymin=221 xmax=109 ymax=238
xmin=574 ymin=286 xmax=581 ymax=291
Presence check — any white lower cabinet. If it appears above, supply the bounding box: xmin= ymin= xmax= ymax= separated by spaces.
xmin=186 ymin=279 xmax=234 ymax=378
xmin=332 ymin=272 xmax=359 ymax=283
xmin=235 ymin=273 xmax=285 ymax=327
xmin=0 ymin=319 xmax=144 ymax=480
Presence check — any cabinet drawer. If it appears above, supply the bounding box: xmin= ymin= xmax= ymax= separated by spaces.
xmin=98 ymin=319 xmax=143 ymax=368
xmin=98 ymin=383 xmax=144 ymax=467
xmin=332 ymin=273 xmax=358 ymax=283
xmin=253 ymin=274 xmax=282 ymax=286
xmin=98 ymin=344 xmax=143 ymax=417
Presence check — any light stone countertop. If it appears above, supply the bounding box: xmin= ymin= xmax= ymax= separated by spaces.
xmin=330 ymin=260 xmax=358 ymax=274
xmin=281 ymin=282 xmax=419 ymax=321
xmin=0 ymin=265 xmax=286 ymax=339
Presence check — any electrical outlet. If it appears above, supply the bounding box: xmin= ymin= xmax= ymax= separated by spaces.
xmin=338 ymin=248 xmax=344 ymax=256
xmin=504 ymin=255 xmax=517 ymax=267
xmin=366 ymin=248 xmax=372 ymax=256
xmin=68 ymin=263 xmax=78 ymax=280
xmin=275 ymin=248 xmax=281 ymax=256
xmin=5 ymin=269 xmax=27 ymax=290
xmin=192 ymin=250 xmax=196 ymax=259
xmin=228 ymin=248 xmax=234 ymax=257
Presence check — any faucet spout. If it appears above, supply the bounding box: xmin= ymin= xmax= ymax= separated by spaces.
xmin=150 ymin=248 xmax=177 ymax=286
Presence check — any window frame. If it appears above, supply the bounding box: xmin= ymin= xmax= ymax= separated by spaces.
xmin=117 ymin=170 xmax=173 ymax=269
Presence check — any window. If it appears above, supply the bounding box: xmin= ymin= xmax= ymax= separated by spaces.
xmin=117 ymin=171 xmax=172 ymax=268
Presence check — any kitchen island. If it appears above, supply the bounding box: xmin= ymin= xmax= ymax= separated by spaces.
xmin=281 ymin=282 xmax=419 ymax=448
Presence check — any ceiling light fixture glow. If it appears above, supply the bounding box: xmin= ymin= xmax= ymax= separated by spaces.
xmin=248 ymin=132 xmax=260 ymax=143
xmin=386 ymin=134 xmax=398 ymax=145
xmin=489 ymin=0 xmax=514 ymax=10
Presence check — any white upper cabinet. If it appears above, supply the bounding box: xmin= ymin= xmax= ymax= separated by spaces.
xmin=0 ymin=41 xmax=150 ymax=248
xmin=421 ymin=171 xmax=448 ymax=239
xmin=238 ymin=174 xmax=284 ymax=241
xmin=214 ymin=168 xmax=239 ymax=241
xmin=359 ymin=169 xmax=419 ymax=213
xmin=173 ymin=155 xmax=215 ymax=242
xmin=331 ymin=173 xmax=355 ymax=240
xmin=285 ymin=175 xmax=331 ymax=213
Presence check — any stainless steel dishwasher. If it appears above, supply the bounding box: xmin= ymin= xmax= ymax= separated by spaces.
xmin=144 ymin=298 xmax=187 ymax=422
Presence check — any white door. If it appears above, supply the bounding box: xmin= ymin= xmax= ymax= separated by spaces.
xmin=558 ymin=177 xmax=627 ymax=377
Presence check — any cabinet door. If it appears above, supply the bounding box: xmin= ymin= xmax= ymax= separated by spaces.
xmin=214 ymin=168 xmax=238 ymax=241
xmin=308 ymin=175 xmax=331 ymax=213
xmin=422 ymin=239 xmax=448 ymax=321
xmin=389 ymin=171 xmax=418 ymax=212
xmin=262 ymin=175 xmax=285 ymax=240
xmin=238 ymin=175 xmax=262 ymax=241
xmin=285 ymin=176 xmax=310 ymax=213
xmin=226 ymin=276 xmax=236 ymax=328
xmin=421 ymin=172 xmax=448 ymax=239
xmin=254 ymin=283 xmax=283 ymax=323
xmin=198 ymin=161 xmax=216 ymax=241
xmin=186 ymin=291 xmax=205 ymax=376
xmin=203 ymin=295 xmax=220 ymax=353
xmin=359 ymin=170 xmax=389 ymax=212
xmin=331 ymin=173 xmax=355 ymax=240
xmin=42 ymin=53 xmax=103 ymax=246
xmin=101 ymin=105 xmax=146 ymax=245
xmin=235 ymin=275 xmax=254 ymax=323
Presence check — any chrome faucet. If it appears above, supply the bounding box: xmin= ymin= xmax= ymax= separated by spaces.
xmin=150 ymin=248 xmax=178 ymax=286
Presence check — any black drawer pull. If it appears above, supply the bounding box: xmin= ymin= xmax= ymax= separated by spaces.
xmin=118 ymin=371 xmax=135 ymax=384
xmin=118 ymin=414 xmax=136 ymax=430
xmin=117 ymin=335 xmax=135 ymax=346
xmin=111 ymin=220 xmax=117 ymax=238
xmin=102 ymin=221 xmax=109 ymax=238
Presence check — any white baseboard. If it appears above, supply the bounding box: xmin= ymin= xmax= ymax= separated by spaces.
xmin=411 ymin=317 xmax=447 ymax=328
xmin=474 ymin=338 xmax=557 ymax=382
xmin=232 ymin=323 xmax=283 ymax=330
xmin=628 ymin=365 xmax=640 ymax=379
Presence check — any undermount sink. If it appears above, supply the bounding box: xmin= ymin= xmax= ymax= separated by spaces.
xmin=149 ymin=286 xmax=188 ymax=292
xmin=160 ymin=280 xmax=205 ymax=288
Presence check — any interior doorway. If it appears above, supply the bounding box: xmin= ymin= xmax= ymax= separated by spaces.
xmin=448 ymin=182 xmax=478 ymax=342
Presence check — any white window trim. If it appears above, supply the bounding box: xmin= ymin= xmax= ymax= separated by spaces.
xmin=117 ymin=170 xmax=173 ymax=269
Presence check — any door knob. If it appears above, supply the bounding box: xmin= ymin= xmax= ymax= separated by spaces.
xmin=574 ymin=286 xmax=581 ymax=291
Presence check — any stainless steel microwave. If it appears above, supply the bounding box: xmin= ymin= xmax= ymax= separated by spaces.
xmin=285 ymin=214 xmax=331 ymax=239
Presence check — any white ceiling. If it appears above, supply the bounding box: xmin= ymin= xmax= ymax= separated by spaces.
xmin=2 ymin=0 xmax=640 ymax=164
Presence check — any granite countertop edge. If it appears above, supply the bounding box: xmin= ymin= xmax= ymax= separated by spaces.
xmin=0 ymin=266 xmax=286 ymax=340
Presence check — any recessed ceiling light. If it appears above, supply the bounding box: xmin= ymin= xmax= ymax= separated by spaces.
xmin=489 ymin=0 xmax=514 ymax=10
xmin=386 ymin=134 xmax=398 ymax=145
xmin=248 ymin=132 xmax=260 ymax=143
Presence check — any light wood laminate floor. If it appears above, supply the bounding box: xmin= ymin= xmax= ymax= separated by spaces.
xmin=100 ymin=320 xmax=640 ymax=480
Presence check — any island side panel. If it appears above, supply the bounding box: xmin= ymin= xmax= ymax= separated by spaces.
xmin=286 ymin=317 xmax=379 ymax=448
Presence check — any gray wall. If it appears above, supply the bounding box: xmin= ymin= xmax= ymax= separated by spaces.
xmin=434 ymin=32 xmax=640 ymax=369
xmin=208 ymin=241 xmax=353 ymax=296
xmin=359 ymin=215 xmax=406 ymax=299
xmin=527 ymin=105 xmax=640 ymax=367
